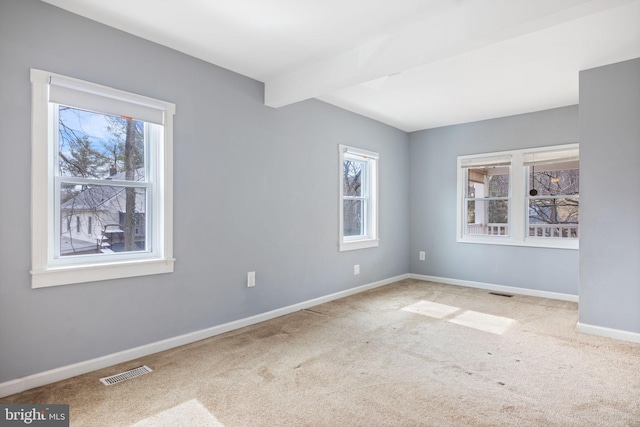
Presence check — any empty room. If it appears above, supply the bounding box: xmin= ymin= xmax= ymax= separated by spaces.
xmin=1 ymin=0 xmax=639 ymax=425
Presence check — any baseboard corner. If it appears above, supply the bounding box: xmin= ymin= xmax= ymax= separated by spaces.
xmin=576 ymin=322 xmax=640 ymax=344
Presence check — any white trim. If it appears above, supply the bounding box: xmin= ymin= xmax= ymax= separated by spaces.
xmin=339 ymin=238 xmax=380 ymax=251
xmin=408 ymin=273 xmax=579 ymax=302
xmin=48 ymin=73 xmax=169 ymax=124
xmin=341 ymin=145 xmax=379 ymax=160
xmin=576 ymin=322 xmax=640 ymax=344
xmin=31 ymin=258 xmax=176 ymax=288
xmin=457 ymin=237 xmax=579 ymax=250
xmin=0 ymin=273 xmax=408 ymax=398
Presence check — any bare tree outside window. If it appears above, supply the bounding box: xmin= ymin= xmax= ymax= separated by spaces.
xmin=528 ymin=162 xmax=579 ymax=237
xmin=57 ymin=107 xmax=147 ymax=256
xmin=343 ymin=159 xmax=365 ymax=236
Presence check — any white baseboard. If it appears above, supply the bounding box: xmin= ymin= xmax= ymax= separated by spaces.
xmin=576 ymin=322 xmax=640 ymax=344
xmin=408 ymin=273 xmax=579 ymax=302
xmin=0 ymin=273 xmax=408 ymax=398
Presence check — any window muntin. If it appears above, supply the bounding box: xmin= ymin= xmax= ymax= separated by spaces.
xmin=31 ymin=69 xmax=175 ymax=287
xmin=339 ymin=145 xmax=379 ymax=251
xmin=457 ymin=144 xmax=578 ymax=249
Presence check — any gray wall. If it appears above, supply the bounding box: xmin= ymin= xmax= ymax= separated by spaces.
xmin=579 ymin=58 xmax=640 ymax=333
xmin=0 ymin=0 xmax=409 ymax=383
xmin=408 ymin=106 xmax=580 ymax=295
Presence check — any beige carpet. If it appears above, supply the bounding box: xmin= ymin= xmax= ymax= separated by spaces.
xmin=2 ymin=279 xmax=639 ymax=426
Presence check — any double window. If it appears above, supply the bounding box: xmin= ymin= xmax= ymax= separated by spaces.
xmin=457 ymin=144 xmax=579 ymax=249
xmin=30 ymin=69 xmax=175 ymax=287
xmin=339 ymin=145 xmax=379 ymax=251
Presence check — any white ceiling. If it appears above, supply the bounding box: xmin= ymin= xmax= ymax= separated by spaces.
xmin=41 ymin=0 xmax=640 ymax=132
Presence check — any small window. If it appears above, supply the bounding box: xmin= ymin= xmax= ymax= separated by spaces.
xmin=457 ymin=144 xmax=578 ymax=249
xmin=461 ymin=155 xmax=511 ymax=237
xmin=30 ymin=69 xmax=175 ymax=287
xmin=339 ymin=145 xmax=379 ymax=251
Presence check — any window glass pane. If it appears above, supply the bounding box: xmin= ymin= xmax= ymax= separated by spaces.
xmin=528 ymin=198 xmax=579 ymax=238
xmin=58 ymin=106 xmax=145 ymax=181
xmin=466 ymin=167 xmax=509 ymax=198
xmin=343 ymin=199 xmax=364 ymax=236
xmin=60 ymin=183 xmax=147 ymax=256
xmin=343 ymin=159 xmax=365 ymax=197
xmin=466 ymin=200 xmax=509 ymax=235
xmin=529 ymin=162 xmax=579 ymax=196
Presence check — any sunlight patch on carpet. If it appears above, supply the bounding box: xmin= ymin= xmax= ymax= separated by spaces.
xmin=132 ymin=399 xmax=224 ymax=427
xmin=402 ymin=300 xmax=460 ymax=319
xmin=449 ymin=310 xmax=515 ymax=335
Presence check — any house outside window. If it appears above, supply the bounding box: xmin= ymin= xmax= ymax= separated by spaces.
xmin=461 ymin=155 xmax=511 ymax=237
xmin=30 ymin=69 xmax=175 ymax=287
xmin=339 ymin=145 xmax=379 ymax=251
xmin=457 ymin=143 xmax=578 ymax=249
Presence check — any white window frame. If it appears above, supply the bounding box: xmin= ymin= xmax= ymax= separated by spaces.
xmin=339 ymin=145 xmax=379 ymax=251
xmin=30 ymin=69 xmax=175 ymax=288
xmin=457 ymin=143 xmax=578 ymax=250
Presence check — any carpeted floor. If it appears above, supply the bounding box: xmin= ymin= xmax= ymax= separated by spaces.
xmin=2 ymin=279 xmax=639 ymax=426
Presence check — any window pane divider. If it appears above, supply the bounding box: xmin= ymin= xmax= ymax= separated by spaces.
xmin=465 ymin=197 xmax=509 ymax=201
xmin=55 ymin=177 xmax=151 ymax=189
xmin=527 ymin=195 xmax=579 ymax=200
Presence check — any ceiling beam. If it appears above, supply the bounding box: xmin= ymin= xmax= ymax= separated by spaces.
xmin=264 ymin=0 xmax=633 ymax=108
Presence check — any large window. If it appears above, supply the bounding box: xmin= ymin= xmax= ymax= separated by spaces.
xmin=339 ymin=145 xmax=379 ymax=251
xmin=30 ymin=69 xmax=175 ymax=287
xmin=457 ymin=144 xmax=578 ymax=249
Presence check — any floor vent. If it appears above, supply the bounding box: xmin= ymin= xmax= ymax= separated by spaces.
xmin=100 ymin=366 xmax=152 ymax=386
xmin=489 ymin=292 xmax=513 ymax=298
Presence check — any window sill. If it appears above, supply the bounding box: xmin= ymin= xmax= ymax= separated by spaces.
xmin=339 ymin=239 xmax=379 ymax=252
xmin=31 ymin=258 xmax=175 ymax=288
xmin=458 ymin=236 xmax=578 ymax=250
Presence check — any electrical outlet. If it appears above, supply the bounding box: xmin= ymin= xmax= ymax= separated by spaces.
xmin=247 ymin=271 xmax=256 ymax=287
xmin=419 ymin=251 xmax=426 ymax=261
xmin=354 ymin=264 xmax=360 ymax=275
